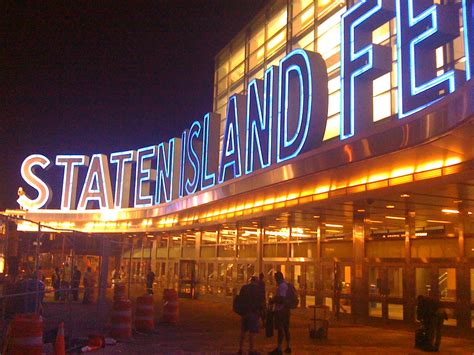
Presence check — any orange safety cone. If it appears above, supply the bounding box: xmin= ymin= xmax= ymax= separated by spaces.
xmin=54 ymin=321 xmax=66 ymax=355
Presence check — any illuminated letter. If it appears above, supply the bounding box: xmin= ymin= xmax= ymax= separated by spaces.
xmin=77 ymin=154 xmax=113 ymax=210
xmin=156 ymin=138 xmax=181 ymax=204
xmin=462 ymin=0 xmax=474 ymax=80
xmin=134 ymin=146 xmax=157 ymax=207
xmin=396 ymin=0 xmax=461 ymax=118
xmin=201 ymin=112 xmax=220 ymax=190
xmin=110 ymin=150 xmax=136 ymax=209
xmin=185 ymin=121 xmax=202 ymax=195
xmin=341 ymin=0 xmax=395 ymax=139
xmin=277 ymin=49 xmax=328 ymax=163
xmin=20 ymin=154 xmax=52 ymax=209
xmin=218 ymin=94 xmax=247 ymax=184
xmin=245 ymin=66 xmax=279 ymax=174
xmin=56 ymin=155 xmax=89 ymax=210
xmin=179 ymin=129 xmax=188 ymax=198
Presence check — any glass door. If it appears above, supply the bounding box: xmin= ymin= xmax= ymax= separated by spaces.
xmin=369 ymin=265 xmax=404 ymax=321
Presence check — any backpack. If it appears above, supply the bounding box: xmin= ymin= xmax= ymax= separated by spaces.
xmin=233 ymin=285 xmax=251 ymax=315
xmin=285 ymin=283 xmax=299 ymax=309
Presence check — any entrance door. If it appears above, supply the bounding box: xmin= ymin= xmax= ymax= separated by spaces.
xmin=415 ymin=266 xmax=457 ymax=326
xmin=178 ymin=260 xmax=196 ymax=298
xmin=368 ymin=265 xmax=404 ymax=321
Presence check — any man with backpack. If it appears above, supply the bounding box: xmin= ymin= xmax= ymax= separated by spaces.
xmin=269 ymin=271 xmax=297 ymax=354
xmin=235 ymin=276 xmax=264 ymax=355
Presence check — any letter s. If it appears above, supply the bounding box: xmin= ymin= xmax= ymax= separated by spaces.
xmin=20 ymin=154 xmax=52 ymax=209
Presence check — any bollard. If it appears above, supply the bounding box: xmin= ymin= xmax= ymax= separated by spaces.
xmin=162 ymin=289 xmax=179 ymax=324
xmin=135 ymin=294 xmax=154 ymax=332
xmin=9 ymin=313 xmax=43 ymax=355
xmin=110 ymin=298 xmax=132 ymax=340
xmin=113 ymin=283 xmax=127 ymax=301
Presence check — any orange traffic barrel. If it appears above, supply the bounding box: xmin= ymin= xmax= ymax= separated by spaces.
xmin=113 ymin=283 xmax=126 ymax=300
xmin=9 ymin=313 xmax=43 ymax=355
xmin=162 ymin=288 xmax=179 ymax=324
xmin=135 ymin=294 xmax=154 ymax=332
xmin=110 ymin=298 xmax=132 ymax=340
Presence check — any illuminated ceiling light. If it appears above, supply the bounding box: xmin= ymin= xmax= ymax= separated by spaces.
xmin=367 ymin=219 xmax=383 ymax=224
xmin=441 ymin=209 xmax=460 ymax=214
xmin=357 ymin=209 xmax=365 ymax=213
xmin=469 ymin=211 xmax=472 ymax=215
xmin=400 ymin=193 xmax=410 ymax=198
xmin=385 ymin=216 xmax=405 ymax=220
xmin=453 ymin=200 xmax=463 ymax=204
xmin=325 ymin=229 xmax=343 ymax=233
xmin=313 ymin=215 xmax=320 ymax=218
xmin=324 ymin=223 xmax=343 ymax=228
xmin=427 ymin=220 xmax=452 ymax=224
xmin=386 ymin=205 xmax=395 ymax=209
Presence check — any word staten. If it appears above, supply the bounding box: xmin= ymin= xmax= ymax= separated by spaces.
xmin=20 ymin=0 xmax=474 ymax=210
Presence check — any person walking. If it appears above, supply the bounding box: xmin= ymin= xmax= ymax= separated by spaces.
xmin=71 ymin=266 xmax=81 ymax=301
xmin=237 ymin=276 xmax=263 ymax=355
xmin=269 ymin=271 xmax=291 ymax=354
xmin=416 ymin=295 xmax=447 ymax=351
xmin=52 ymin=267 xmax=61 ymax=301
xmin=83 ymin=267 xmax=93 ymax=304
xmin=146 ymin=268 xmax=155 ymax=295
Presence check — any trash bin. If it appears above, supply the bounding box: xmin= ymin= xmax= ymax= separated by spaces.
xmin=309 ymin=305 xmax=330 ymax=339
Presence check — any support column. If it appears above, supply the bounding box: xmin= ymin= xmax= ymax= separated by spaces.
xmin=98 ymin=235 xmax=110 ymax=304
xmin=315 ymin=217 xmax=324 ymax=305
xmin=352 ymin=208 xmax=368 ymax=323
xmin=257 ymin=219 xmax=263 ymax=275
xmin=404 ymin=208 xmax=416 ymax=323
xmin=456 ymin=205 xmax=470 ymax=333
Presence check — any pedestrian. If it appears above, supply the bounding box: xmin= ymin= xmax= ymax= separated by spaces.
xmin=269 ymin=271 xmax=291 ymax=354
xmin=258 ymin=272 xmax=266 ymax=326
xmin=71 ymin=266 xmax=81 ymax=301
xmin=146 ymin=268 xmax=155 ymax=294
xmin=237 ymin=276 xmax=263 ymax=355
xmin=52 ymin=267 xmax=61 ymax=301
xmin=21 ymin=270 xmax=45 ymax=314
xmin=416 ymin=295 xmax=447 ymax=351
xmin=83 ymin=267 xmax=94 ymax=304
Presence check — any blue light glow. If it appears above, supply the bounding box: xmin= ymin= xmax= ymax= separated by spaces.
xmin=201 ymin=113 xmax=218 ymax=190
xmin=155 ymin=138 xmax=177 ymax=204
xmin=218 ymin=95 xmax=244 ymax=184
xmin=185 ymin=120 xmax=202 ymax=195
xmin=134 ymin=145 xmax=157 ymax=208
xmin=276 ymin=49 xmax=311 ymax=163
xmin=396 ymin=0 xmax=459 ymax=118
xmin=462 ymin=0 xmax=473 ymax=80
xmin=340 ymin=0 xmax=394 ymax=140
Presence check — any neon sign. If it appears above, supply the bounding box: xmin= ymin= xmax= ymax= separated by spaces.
xmin=18 ymin=1 xmax=473 ymax=210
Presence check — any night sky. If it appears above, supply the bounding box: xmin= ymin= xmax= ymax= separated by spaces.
xmin=0 ymin=1 xmax=268 ymax=210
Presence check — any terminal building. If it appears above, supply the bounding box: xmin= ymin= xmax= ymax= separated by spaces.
xmin=3 ymin=0 xmax=474 ymax=333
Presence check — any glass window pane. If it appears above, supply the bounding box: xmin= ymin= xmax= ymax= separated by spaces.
xmin=293 ymin=0 xmax=314 ymax=17
xmin=388 ymin=304 xmax=403 ymax=320
xmin=323 ymin=114 xmax=340 ymax=140
xmin=387 ymin=267 xmax=403 ymax=297
xmin=373 ymin=92 xmax=392 ymax=122
xmin=369 ymin=302 xmax=382 ymax=317
xmin=293 ymin=5 xmax=314 ymax=35
xmin=416 ymin=268 xmax=431 ymax=297
xmin=230 ymin=45 xmax=245 ymax=70
xmin=439 ymin=268 xmax=456 ymax=302
xmin=317 ymin=0 xmax=345 ymax=20
xmin=295 ymin=30 xmax=315 ymax=51
xmin=372 ymin=22 xmax=390 ymax=44
xmin=268 ymin=8 xmax=287 ymax=39
xmin=250 ymin=26 xmax=265 ymax=53
xmin=369 ymin=266 xmax=381 ymax=296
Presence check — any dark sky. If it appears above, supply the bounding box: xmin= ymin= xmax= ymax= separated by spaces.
xmin=0 ymin=0 xmax=268 ymax=210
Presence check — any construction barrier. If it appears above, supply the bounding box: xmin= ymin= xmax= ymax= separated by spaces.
xmin=9 ymin=313 xmax=44 ymax=355
xmin=113 ymin=283 xmax=127 ymax=300
xmin=110 ymin=298 xmax=132 ymax=340
xmin=135 ymin=294 xmax=154 ymax=332
xmin=55 ymin=321 xmax=66 ymax=355
xmin=162 ymin=288 xmax=179 ymax=324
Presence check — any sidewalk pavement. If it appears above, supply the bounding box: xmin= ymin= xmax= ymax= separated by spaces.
xmin=89 ymin=297 xmax=474 ymax=354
